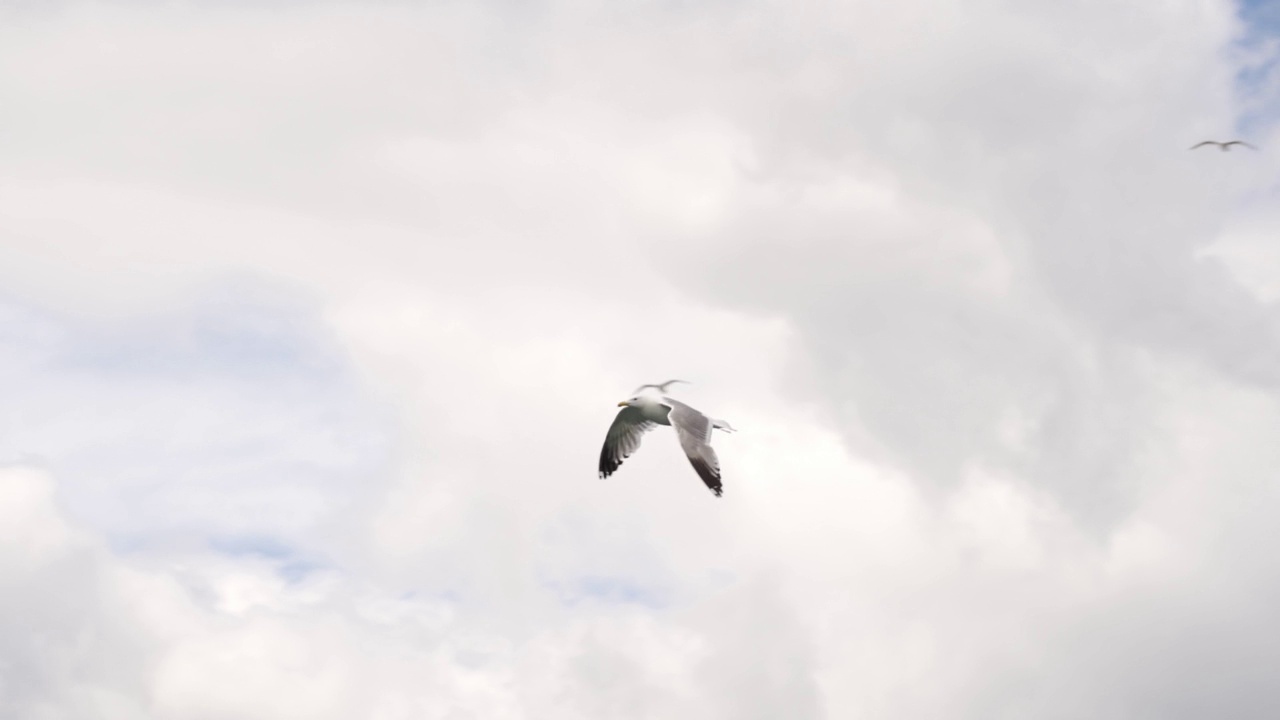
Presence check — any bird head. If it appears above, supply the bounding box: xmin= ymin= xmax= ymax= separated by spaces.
xmin=617 ymin=396 xmax=641 ymax=407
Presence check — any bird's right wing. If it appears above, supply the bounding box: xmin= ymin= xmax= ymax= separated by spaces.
xmin=598 ymin=406 xmax=659 ymax=479
xmin=1189 ymin=141 xmax=1214 ymax=150
xmin=1229 ymin=141 xmax=1258 ymax=150
xmin=665 ymin=399 xmax=724 ymax=497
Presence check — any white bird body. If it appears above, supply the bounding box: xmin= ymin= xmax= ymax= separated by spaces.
xmin=630 ymin=394 xmax=675 ymax=424
xmin=626 ymin=394 xmax=737 ymax=432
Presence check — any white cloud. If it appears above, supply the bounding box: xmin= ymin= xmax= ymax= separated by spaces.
xmin=2 ymin=0 xmax=1280 ymax=717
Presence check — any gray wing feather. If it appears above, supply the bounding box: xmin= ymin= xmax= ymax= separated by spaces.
xmin=664 ymin=398 xmax=724 ymax=497
xmin=599 ymin=406 xmax=658 ymax=479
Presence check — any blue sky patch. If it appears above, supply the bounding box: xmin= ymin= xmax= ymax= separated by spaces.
xmin=0 ymin=278 xmax=394 ymax=556
xmin=1235 ymin=0 xmax=1280 ymax=135
xmin=545 ymin=574 xmax=669 ymax=610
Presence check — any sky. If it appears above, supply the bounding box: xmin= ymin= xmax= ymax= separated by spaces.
xmin=1 ymin=0 xmax=1279 ymax=717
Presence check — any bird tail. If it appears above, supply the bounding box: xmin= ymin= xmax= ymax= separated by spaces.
xmin=712 ymin=418 xmax=736 ymax=433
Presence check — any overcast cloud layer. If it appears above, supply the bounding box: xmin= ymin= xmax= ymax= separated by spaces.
xmin=2 ymin=0 xmax=1280 ymax=717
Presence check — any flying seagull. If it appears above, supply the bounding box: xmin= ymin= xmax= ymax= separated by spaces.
xmin=598 ymin=390 xmax=735 ymax=497
xmin=632 ymin=379 xmax=689 ymax=394
xmin=1190 ymin=140 xmax=1257 ymax=151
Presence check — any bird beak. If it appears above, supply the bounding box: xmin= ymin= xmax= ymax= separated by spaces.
xmin=617 ymin=400 xmax=629 ymax=407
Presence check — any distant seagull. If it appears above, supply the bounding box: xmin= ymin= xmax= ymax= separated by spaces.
xmin=1190 ymin=140 xmax=1257 ymax=152
xmin=632 ymin=379 xmax=688 ymax=394
xmin=599 ymin=389 xmax=735 ymax=497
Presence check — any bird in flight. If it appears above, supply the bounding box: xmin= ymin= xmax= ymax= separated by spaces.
xmin=599 ymin=389 xmax=735 ymax=497
xmin=1190 ymin=140 xmax=1257 ymax=152
xmin=631 ymin=379 xmax=688 ymax=394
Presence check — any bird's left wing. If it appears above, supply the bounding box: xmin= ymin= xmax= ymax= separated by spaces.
xmin=599 ymin=406 xmax=659 ymax=479
xmin=665 ymin=398 xmax=724 ymax=497
xmin=1189 ymin=141 xmax=1215 ymax=150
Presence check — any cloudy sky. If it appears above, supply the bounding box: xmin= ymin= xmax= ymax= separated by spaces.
xmin=2 ymin=0 xmax=1279 ymax=717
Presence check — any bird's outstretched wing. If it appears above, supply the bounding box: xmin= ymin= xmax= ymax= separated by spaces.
xmin=664 ymin=398 xmax=723 ymax=497
xmin=1190 ymin=141 xmax=1217 ymax=150
xmin=632 ymin=379 xmax=689 ymax=394
xmin=1225 ymin=141 xmax=1257 ymax=150
xmin=599 ymin=406 xmax=659 ymax=479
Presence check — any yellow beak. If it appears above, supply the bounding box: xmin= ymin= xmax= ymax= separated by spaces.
xmin=617 ymin=401 xmax=629 ymax=407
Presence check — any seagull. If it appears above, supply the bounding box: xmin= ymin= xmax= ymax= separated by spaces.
xmin=598 ymin=390 xmax=736 ymax=497
xmin=1190 ymin=140 xmax=1257 ymax=152
xmin=631 ymin=379 xmax=689 ymax=394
